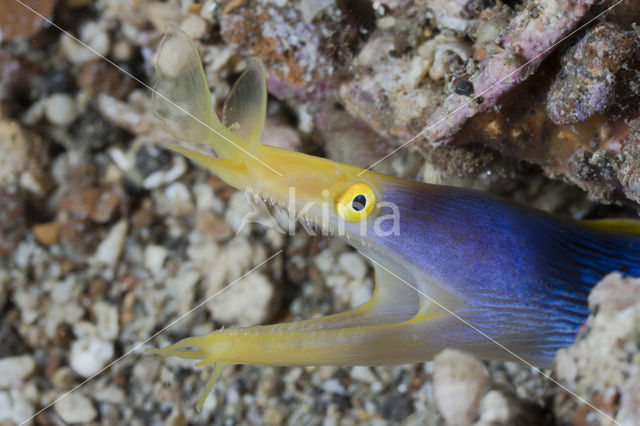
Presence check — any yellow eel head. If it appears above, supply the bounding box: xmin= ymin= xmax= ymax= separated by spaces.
xmin=153 ymin=25 xmax=394 ymax=240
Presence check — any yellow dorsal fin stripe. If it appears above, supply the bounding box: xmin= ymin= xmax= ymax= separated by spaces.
xmin=581 ymin=218 xmax=640 ymax=236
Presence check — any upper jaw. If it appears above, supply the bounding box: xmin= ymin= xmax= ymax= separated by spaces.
xmin=176 ymin=142 xmax=392 ymax=242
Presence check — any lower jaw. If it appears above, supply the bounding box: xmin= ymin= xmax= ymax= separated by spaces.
xmin=151 ymin=316 xmax=457 ymax=368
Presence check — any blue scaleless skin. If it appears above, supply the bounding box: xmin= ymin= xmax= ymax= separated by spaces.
xmin=147 ymin=26 xmax=640 ymax=410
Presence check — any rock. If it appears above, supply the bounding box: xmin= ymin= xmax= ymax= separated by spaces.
xmin=42 ymin=300 xmax=84 ymax=341
xmin=61 ymin=21 xmax=111 ymax=64
xmin=350 ymin=366 xmax=378 ymax=385
xmin=347 ymin=279 xmax=372 ymax=309
xmin=196 ymin=209 xmax=233 ymax=242
xmin=92 ymin=187 xmax=123 ymax=223
xmin=77 ymin=61 xmax=136 ymax=99
xmin=44 ymin=93 xmax=78 ymax=126
xmin=32 ymin=222 xmax=61 ymax=246
xmin=93 ymin=384 xmax=126 ymax=404
xmin=417 ymin=34 xmax=472 ymax=81
xmin=180 ymin=14 xmax=210 ymax=39
xmin=0 ymin=0 xmax=57 ymax=41
xmin=98 ymin=93 xmax=178 ymax=146
xmin=429 ymin=0 xmax=478 ymax=32
xmin=321 ymin=378 xmax=345 ymax=394
xmin=58 ymin=218 xmax=100 ymax=253
xmin=58 ymin=185 xmax=123 ymax=223
xmin=19 ymin=169 xmax=50 ymax=196
xmin=339 ymin=33 xmax=441 ymax=141
xmin=51 ymin=150 xmax=97 ymax=188
xmin=546 ymin=23 xmax=636 ymax=125
xmin=475 ymin=390 xmax=549 ymax=426
xmin=0 ymin=48 xmax=42 ymax=102
xmin=92 ymin=219 xmax=129 ymax=269
xmin=145 ymin=1 xmax=184 ymax=31
xmin=618 ymin=365 xmax=640 ymax=425
xmin=163 ymin=263 xmax=200 ymax=331
xmin=165 ymin=407 xmax=187 ymax=426
xmin=144 ymin=244 xmax=169 ymax=277
xmin=299 ymin=0 xmax=334 ymax=23
xmin=476 ymin=391 xmax=511 ymax=425
xmin=317 ymin=106 xmax=417 ymax=177
xmin=88 ymin=278 xmax=110 ymax=299
xmin=314 ymin=248 xmax=336 ymax=274
xmin=54 ymin=393 xmax=97 ymax=424
xmin=120 ymin=291 xmax=136 ymax=327
xmin=0 ymin=119 xmax=49 ymax=189
xmin=69 ymin=337 xmax=114 ymax=378
xmin=162 ymin=182 xmax=193 ymax=217
xmin=433 ymin=349 xmax=489 ymax=426
xmin=59 ymin=187 xmax=105 ymax=219
xmin=140 ymin=154 xmax=187 ymax=190
xmin=418 ymin=0 xmax=597 ymax=142
xmin=0 ymin=355 xmax=35 ymax=388
xmin=260 ymin=121 xmax=302 ymax=152
xmin=0 ymin=185 xmax=26 ymax=255
xmin=339 ymin=0 xmax=640 ymax=209
xmin=207 ymin=272 xmax=277 ymax=327
xmin=92 ymin=301 xmax=119 ymax=341
xmin=0 ymin=389 xmax=34 ymax=425
xmin=381 ymin=394 xmax=414 ymax=423
xmin=554 ymin=272 xmax=640 ymax=425
xmin=220 ymin=2 xmax=358 ymax=101
xmin=338 ymin=252 xmax=368 ymax=280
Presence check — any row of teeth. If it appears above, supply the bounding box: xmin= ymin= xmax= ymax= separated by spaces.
xmin=242 ymin=188 xmax=342 ymax=237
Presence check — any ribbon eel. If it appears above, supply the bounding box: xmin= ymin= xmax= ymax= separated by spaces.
xmin=147 ymin=25 xmax=640 ymax=411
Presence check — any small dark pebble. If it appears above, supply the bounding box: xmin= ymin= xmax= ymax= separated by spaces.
xmin=333 ymin=394 xmax=352 ymax=410
xmin=393 ymin=32 xmax=412 ymax=55
xmin=0 ymin=185 xmax=26 ymax=255
xmin=0 ymin=321 xmax=27 ymax=358
xmin=500 ymin=0 xmax=522 ymax=7
xmin=455 ymin=80 xmax=474 ymax=96
xmin=380 ymin=394 xmax=414 ymax=422
xmin=43 ymin=71 xmax=76 ymax=96
xmin=176 ymin=367 xmax=191 ymax=381
xmin=134 ymin=145 xmax=171 ymax=178
xmin=69 ymin=108 xmax=126 ymax=152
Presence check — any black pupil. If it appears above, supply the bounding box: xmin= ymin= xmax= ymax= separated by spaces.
xmin=352 ymin=194 xmax=367 ymax=212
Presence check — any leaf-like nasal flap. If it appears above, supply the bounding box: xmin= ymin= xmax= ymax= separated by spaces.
xmin=153 ymin=25 xmax=267 ymax=161
xmin=222 ymin=58 xmax=267 ymax=154
xmin=153 ymin=23 xmax=222 ymax=146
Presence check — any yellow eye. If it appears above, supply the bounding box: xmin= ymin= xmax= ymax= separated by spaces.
xmin=335 ymin=182 xmax=376 ymax=222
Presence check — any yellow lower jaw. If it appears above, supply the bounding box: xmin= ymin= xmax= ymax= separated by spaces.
xmin=146 ymin=319 xmax=429 ymax=411
xmin=146 ymin=314 xmax=447 ymax=381
xmin=146 ymin=262 xmax=456 ymax=410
